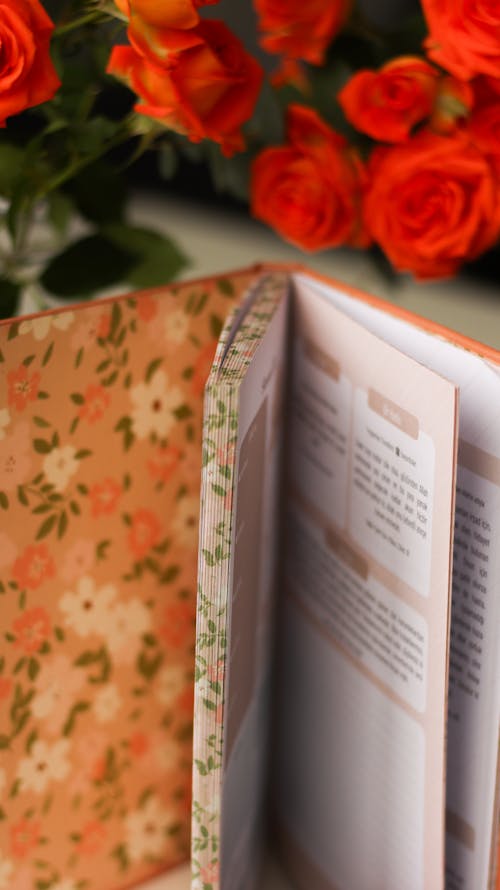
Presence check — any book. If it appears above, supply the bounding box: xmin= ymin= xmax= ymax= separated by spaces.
xmin=0 ymin=265 xmax=498 ymax=890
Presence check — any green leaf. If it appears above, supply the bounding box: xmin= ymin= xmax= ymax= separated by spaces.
xmin=173 ymin=404 xmax=192 ymax=420
xmin=65 ymin=159 xmax=127 ymax=224
xmin=104 ymin=223 xmax=189 ymax=288
xmin=28 ymin=658 xmax=40 ymax=681
xmin=210 ymin=314 xmax=223 ymax=338
xmin=75 ymin=448 xmax=91 ymax=459
xmin=33 ymin=439 xmax=52 ymax=454
xmin=211 ymin=484 xmax=226 ymax=497
xmin=26 ymin=729 xmax=37 ymax=753
xmin=58 ymin=511 xmax=68 ymax=539
xmin=160 ymin=564 xmax=180 ymax=583
xmin=216 ymin=278 xmax=235 ymax=297
xmin=202 ymin=549 xmax=215 ymax=567
xmin=145 ymin=357 xmax=162 ymax=382
xmin=0 ymin=491 xmax=8 ymax=509
xmin=41 ymin=341 xmax=54 ymax=367
xmin=36 ymin=514 xmax=57 ymax=540
xmin=0 ymin=143 xmax=24 ymax=197
xmin=47 ymin=191 xmax=73 ymax=236
xmin=0 ymin=277 xmax=21 ymax=320
xmin=109 ymin=302 xmax=122 ymax=341
xmin=63 ymin=701 xmax=90 ymax=736
xmin=137 ymin=651 xmax=163 ymax=681
xmin=40 ymin=234 xmax=137 ymax=298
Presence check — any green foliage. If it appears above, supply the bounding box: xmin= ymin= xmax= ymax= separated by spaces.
xmin=40 ymin=234 xmax=137 ymax=297
xmin=0 ymin=278 xmax=21 ymax=320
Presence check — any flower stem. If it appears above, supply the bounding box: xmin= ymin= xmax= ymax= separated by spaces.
xmin=54 ymin=11 xmax=102 ymax=37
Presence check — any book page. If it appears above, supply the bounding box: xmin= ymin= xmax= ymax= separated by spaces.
xmin=303 ymin=273 xmax=500 ymax=890
xmin=191 ymin=273 xmax=290 ymax=890
xmin=273 ymin=281 xmax=458 ymax=890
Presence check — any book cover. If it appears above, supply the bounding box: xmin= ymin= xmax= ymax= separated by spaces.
xmin=0 ymin=268 xmax=256 ymax=890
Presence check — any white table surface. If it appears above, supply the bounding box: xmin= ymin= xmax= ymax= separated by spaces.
xmin=104 ymin=194 xmax=500 ymax=890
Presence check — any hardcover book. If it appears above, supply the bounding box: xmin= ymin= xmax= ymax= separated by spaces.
xmin=0 ymin=265 xmax=498 ymax=890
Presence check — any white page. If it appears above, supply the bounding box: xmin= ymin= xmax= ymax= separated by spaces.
xmin=299 ymin=272 xmax=500 ymax=890
xmin=273 ymin=282 xmax=457 ymax=890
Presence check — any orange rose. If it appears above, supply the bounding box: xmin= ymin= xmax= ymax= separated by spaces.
xmin=473 ymin=75 xmax=500 ymax=108
xmin=0 ymin=0 xmax=60 ymax=126
xmin=364 ymin=130 xmax=500 ymax=278
xmin=251 ymin=104 xmax=368 ymax=252
xmin=338 ymin=57 xmax=439 ymax=143
xmin=255 ymin=0 xmax=350 ymax=65
xmin=423 ymin=0 xmax=500 ymax=80
xmin=468 ymin=105 xmax=500 ymax=175
xmin=115 ymin=0 xmax=217 ymax=29
xmin=107 ymin=21 xmax=263 ymax=156
xmin=118 ymin=0 xmax=221 ymax=62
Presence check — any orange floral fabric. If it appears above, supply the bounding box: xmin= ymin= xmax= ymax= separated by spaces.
xmin=0 ymin=270 xmax=254 ymax=890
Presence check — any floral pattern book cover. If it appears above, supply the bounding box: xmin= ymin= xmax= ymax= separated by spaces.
xmin=0 ymin=269 xmax=256 ymax=890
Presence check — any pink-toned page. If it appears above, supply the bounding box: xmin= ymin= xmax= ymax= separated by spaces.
xmin=0 ymin=270 xmax=255 ymax=890
xmin=273 ymin=279 xmax=458 ymax=890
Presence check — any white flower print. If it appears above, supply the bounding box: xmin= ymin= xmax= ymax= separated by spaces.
xmin=125 ymin=795 xmax=174 ymax=862
xmin=43 ymin=445 xmax=79 ymax=491
xmin=17 ymin=739 xmax=71 ymax=794
xmin=105 ymin=599 xmax=152 ymax=663
xmin=130 ymin=370 xmax=182 ymax=440
xmin=172 ymin=495 xmax=200 ymax=549
xmin=19 ymin=311 xmax=75 ymax=341
xmin=94 ymin=684 xmax=122 ymax=724
xmin=156 ymin=664 xmax=186 ymax=706
xmin=32 ymin=655 xmax=85 ymax=733
xmin=164 ymin=309 xmax=189 ymax=344
xmin=0 ymin=853 xmax=13 ymax=890
xmin=51 ymin=880 xmax=79 ymax=890
xmin=153 ymin=736 xmax=184 ymax=774
xmin=0 ymin=409 xmax=10 ymax=441
xmin=59 ymin=576 xmax=117 ymax=637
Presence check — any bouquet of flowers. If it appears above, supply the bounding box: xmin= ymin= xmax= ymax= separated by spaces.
xmin=1 ymin=0 xmax=499 ymax=318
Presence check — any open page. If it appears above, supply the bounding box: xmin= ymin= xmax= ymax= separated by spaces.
xmin=273 ymin=281 xmax=458 ymax=890
xmin=191 ymin=273 xmax=290 ymax=890
xmin=303 ymin=272 xmax=500 ymax=890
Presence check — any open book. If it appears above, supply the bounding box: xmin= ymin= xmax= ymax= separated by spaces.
xmin=192 ymin=268 xmax=500 ymax=890
xmin=0 ymin=265 xmax=498 ymax=890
